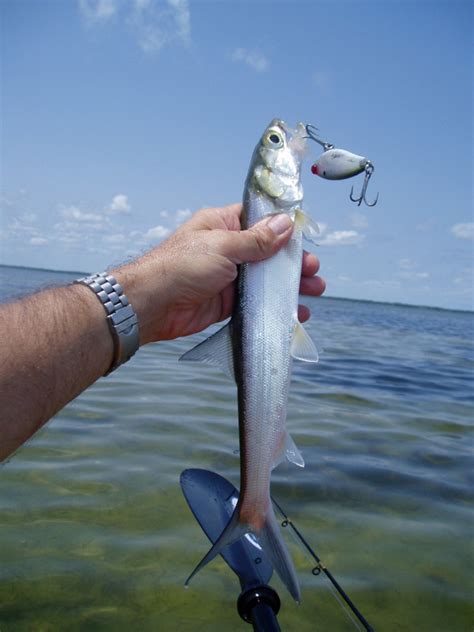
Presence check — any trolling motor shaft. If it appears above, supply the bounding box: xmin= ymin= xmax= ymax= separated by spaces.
xmin=238 ymin=585 xmax=281 ymax=631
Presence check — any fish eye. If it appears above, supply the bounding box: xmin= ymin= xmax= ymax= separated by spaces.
xmin=264 ymin=130 xmax=283 ymax=148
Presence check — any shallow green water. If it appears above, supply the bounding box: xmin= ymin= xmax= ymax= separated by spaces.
xmin=1 ymin=266 xmax=473 ymax=631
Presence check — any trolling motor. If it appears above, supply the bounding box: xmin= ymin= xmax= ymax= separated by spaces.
xmin=305 ymin=124 xmax=379 ymax=207
xmin=180 ymin=468 xmax=375 ymax=632
xmin=181 ymin=469 xmax=281 ymax=631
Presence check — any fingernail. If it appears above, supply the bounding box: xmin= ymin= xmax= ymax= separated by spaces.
xmin=267 ymin=213 xmax=292 ymax=235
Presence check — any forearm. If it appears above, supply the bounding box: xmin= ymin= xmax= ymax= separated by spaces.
xmin=0 ymin=283 xmax=114 ymax=460
xmin=0 ymin=204 xmax=322 ymax=461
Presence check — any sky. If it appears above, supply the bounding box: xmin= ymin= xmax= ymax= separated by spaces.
xmin=1 ymin=0 xmax=472 ymax=310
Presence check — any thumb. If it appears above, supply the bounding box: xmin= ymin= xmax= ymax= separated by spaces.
xmin=220 ymin=213 xmax=293 ymax=264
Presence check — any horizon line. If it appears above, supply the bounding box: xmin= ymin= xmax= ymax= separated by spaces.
xmin=0 ymin=262 xmax=472 ymax=315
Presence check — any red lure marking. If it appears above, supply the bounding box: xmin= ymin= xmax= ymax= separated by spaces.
xmin=311 ymin=163 xmax=319 ymax=175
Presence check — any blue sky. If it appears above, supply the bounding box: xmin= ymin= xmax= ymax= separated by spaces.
xmin=1 ymin=0 xmax=472 ymax=310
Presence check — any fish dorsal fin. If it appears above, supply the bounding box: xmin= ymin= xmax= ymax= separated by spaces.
xmin=290 ymin=322 xmax=319 ymax=363
xmin=179 ymin=323 xmax=235 ymax=380
xmin=293 ymin=208 xmax=320 ymax=245
xmin=284 ymin=431 xmax=305 ymax=467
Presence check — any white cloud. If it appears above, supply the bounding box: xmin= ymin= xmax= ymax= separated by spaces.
xmin=79 ymin=0 xmax=191 ymax=53
xmin=6 ymin=212 xmax=49 ymax=246
xmin=29 ymin=236 xmax=48 ymax=246
xmin=398 ymin=258 xmax=416 ymax=270
xmin=363 ymin=279 xmax=402 ymax=289
xmin=451 ymin=222 xmax=474 ymax=240
xmin=131 ymin=0 xmax=191 ymax=53
xmin=144 ymin=225 xmax=171 ymax=241
xmin=349 ymin=211 xmax=369 ymax=230
xmin=104 ymin=233 xmax=127 ymax=243
xmin=79 ymin=0 xmax=118 ymax=22
xmin=8 ymin=213 xmax=38 ymax=234
xmin=416 ymin=217 xmax=437 ymax=231
xmin=397 ymin=258 xmax=430 ymax=280
xmin=60 ymin=205 xmax=103 ymax=222
xmin=453 ymin=267 xmax=474 ymax=289
xmin=232 ymin=48 xmax=269 ymax=73
xmin=176 ymin=208 xmax=191 ymax=224
xmin=319 ymin=230 xmax=364 ymax=246
xmin=108 ymin=193 xmax=131 ymax=214
xmin=168 ymin=0 xmax=191 ymax=41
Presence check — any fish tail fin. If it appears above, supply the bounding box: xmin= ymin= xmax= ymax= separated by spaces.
xmin=259 ymin=505 xmax=301 ymax=603
xmin=185 ymin=504 xmax=301 ymax=603
xmin=185 ymin=508 xmax=246 ymax=587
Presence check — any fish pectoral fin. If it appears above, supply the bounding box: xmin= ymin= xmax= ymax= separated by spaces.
xmin=284 ymin=431 xmax=305 ymax=468
xmin=293 ymin=208 xmax=320 ymax=245
xmin=290 ymin=322 xmax=319 ymax=363
xmin=179 ymin=322 xmax=235 ymax=380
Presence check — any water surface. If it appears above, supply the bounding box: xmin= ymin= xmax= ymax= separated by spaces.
xmin=1 ymin=265 xmax=473 ymax=631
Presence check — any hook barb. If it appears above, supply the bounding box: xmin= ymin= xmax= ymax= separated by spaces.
xmin=349 ymin=162 xmax=379 ymax=207
xmin=304 ymin=124 xmax=334 ymax=151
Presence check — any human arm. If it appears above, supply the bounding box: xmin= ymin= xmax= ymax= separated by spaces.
xmin=0 ymin=203 xmax=325 ymax=460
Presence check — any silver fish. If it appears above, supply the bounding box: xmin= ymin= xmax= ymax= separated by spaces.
xmin=181 ymin=119 xmax=319 ymax=602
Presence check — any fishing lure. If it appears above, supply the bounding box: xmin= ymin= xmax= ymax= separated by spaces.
xmin=305 ymin=124 xmax=379 ymax=207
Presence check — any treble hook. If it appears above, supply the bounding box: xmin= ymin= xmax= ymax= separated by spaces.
xmin=304 ymin=124 xmax=334 ymax=152
xmin=350 ymin=162 xmax=379 ymax=207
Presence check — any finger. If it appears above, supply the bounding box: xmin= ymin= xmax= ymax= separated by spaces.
xmin=207 ymin=203 xmax=243 ymax=231
xmin=179 ymin=203 xmax=243 ymax=232
xmin=218 ymin=213 xmax=293 ymax=264
xmin=298 ymin=304 xmax=311 ymax=322
xmin=300 ymin=275 xmax=326 ymax=296
xmin=302 ymin=251 xmax=320 ymax=277
xmin=217 ymin=203 xmax=244 ymax=230
xmin=218 ymin=283 xmax=236 ymax=321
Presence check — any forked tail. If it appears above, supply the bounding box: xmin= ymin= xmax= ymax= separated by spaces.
xmin=185 ymin=503 xmax=301 ymax=603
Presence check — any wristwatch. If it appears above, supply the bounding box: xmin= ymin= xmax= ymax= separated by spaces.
xmin=75 ymin=272 xmax=139 ymax=375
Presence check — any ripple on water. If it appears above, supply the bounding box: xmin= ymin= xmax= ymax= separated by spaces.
xmin=1 ymin=291 xmax=473 ymax=630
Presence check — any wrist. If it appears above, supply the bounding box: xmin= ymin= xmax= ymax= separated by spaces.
xmin=75 ymin=272 xmax=139 ymax=373
xmin=111 ymin=250 xmax=172 ymax=346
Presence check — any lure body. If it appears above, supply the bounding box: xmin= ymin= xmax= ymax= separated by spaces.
xmin=311 ymin=148 xmax=368 ymax=180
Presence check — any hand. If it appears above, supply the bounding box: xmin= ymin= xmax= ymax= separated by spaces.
xmin=113 ymin=203 xmax=326 ymax=345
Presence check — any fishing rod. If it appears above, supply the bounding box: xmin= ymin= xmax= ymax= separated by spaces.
xmin=272 ymin=496 xmax=375 ymax=632
xmin=181 ymin=468 xmax=375 ymax=631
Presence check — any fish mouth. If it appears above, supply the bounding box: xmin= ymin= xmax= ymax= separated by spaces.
xmin=287 ymin=121 xmax=308 ymax=156
xmin=265 ymin=119 xmax=308 ymax=155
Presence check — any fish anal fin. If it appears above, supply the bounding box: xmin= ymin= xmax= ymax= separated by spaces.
xmin=284 ymin=431 xmax=305 ymax=468
xmin=290 ymin=322 xmax=319 ymax=363
xmin=179 ymin=323 xmax=235 ymax=380
xmin=273 ymin=430 xmax=305 ymax=469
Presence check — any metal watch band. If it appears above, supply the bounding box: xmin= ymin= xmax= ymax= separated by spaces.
xmin=75 ymin=273 xmax=139 ymax=375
